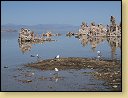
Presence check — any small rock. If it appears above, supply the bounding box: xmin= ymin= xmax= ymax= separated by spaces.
xmin=13 ymin=75 xmax=17 ymax=78
xmin=113 ymin=80 xmax=115 ymax=82
xmin=19 ymin=79 xmax=32 ymax=83
xmin=114 ymin=72 xmax=118 ymax=75
xmin=104 ymin=73 xmax=108 ymax=75
xmin=31 ymin=73 xmax=35 ymax=75
xmin=110 ymin=75 xmax=113 ymax=77
xmin=95 ymin=72 xmax=98 ymax=74
xmin=39 ymin=77 xmax=47 ymax=80
xmin=17 ymin=68 xmax=23 ymax=71
xmin=25 ymin=72 xmax=34 ymax=77
xmin=26 ymin=80 xmax=32 ymax=82
xmin=48 ymin=86 xmax=53 ymax=89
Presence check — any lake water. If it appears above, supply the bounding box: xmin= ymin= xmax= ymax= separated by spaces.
xmin=1 ymin=30 xmax=121 ymax=91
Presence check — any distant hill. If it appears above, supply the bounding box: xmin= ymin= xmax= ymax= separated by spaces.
xmin=1 ymin=24 xmax=79 ymax=34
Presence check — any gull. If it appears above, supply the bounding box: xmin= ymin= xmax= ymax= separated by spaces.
xmin=30 ymin=54 xmax=40 ymax=58
xmin=36 ymin=54 xmax=39 ymax=58
xmin=55 ymin=55 xmax=59 ymax=59
xmin=97 ymin=51 xmax=102 ymax=60
xmin=97 ymin=55 xmax=101 ymax=59
xmin=54 ymin=68 xmax=59 ymax=77
xmin=97 ymin=50 xmax=101 ymax=54
xmin=30 ymin=55 xmax=35 ymax=57
xmin=55 ymin=68 xmax=59 ymax=72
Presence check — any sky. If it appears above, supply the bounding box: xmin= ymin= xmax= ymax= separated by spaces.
xmin=1 ymin=1 xmax=121 ymax=26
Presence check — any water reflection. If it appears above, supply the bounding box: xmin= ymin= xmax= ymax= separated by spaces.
xmin=77 ymin=35 xmax=106 ymax=50
xmin=107 ymin=36 xmax=121 ymax=60
xmin=18 ymin=41 xmax=32 ymax=53
xmin=18 ymin=34 xmax=121 ymax=60
xmin=18 ymin=37 xmax=52 ymax=53
xmin=76 ymin=35 xmax=121 ymax=60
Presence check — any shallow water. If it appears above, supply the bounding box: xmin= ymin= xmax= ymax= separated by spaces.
xmin=2 ymin=66 xmax=111 ymax=91
xmin=1 ymin=31 xmax=121 ymax=91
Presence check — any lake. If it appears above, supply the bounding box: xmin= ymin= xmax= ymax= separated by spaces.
xmin=1 ymin=30 xmax=121 ymax=91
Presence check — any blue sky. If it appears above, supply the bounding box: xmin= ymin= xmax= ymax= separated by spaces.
xmin=1 ymin=1 xmax=121 ymax=26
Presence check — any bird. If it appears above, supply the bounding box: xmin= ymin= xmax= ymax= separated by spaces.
xmin=4 ymin=66 xmax=8 ymax=68
xmin=97 ymin=55 xmax=101 ymax=59
xmin=97 ymin=51 xmax=101 ymax=60
xmin=30 ymin=55 xmax=35 ymax=57
xmin=55 ymin=55 xmax=60 ymax=59
xmin=55 ymin=68 xmax=59 ymax=72
xmin=97 ymin=50 xmax=101 ymax=54
xmin=36 ymin=54 xmax=39 ymax=58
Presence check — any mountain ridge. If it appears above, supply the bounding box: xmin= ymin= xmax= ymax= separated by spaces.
xmin=1 ymin=24 xmax=79 ymax=33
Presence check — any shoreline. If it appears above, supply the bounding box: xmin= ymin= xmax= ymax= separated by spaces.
xmin=26 ymin=57 xmax=121 ymax=70
xmin=25 ymin=57 xmax=121 ymax=91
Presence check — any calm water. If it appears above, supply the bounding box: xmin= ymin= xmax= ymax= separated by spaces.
xmin=1 ymin=30 xmax=121 ymax=91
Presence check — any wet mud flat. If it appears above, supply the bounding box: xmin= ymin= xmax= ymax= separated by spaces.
xmin=26 ymin=57 xmax=121 ymax=91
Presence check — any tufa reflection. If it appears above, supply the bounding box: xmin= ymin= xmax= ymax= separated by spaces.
xmin=18 ymin=28 xmax=57 ymax=53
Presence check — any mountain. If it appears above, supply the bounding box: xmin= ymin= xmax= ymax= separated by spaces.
xmin=1 ymin=24 xmax=79 ymax=33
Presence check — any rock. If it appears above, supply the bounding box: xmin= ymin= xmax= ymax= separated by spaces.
xmin=107 ymin=16 xmax=121 ymax=36
xmin=104 ymin=73 xmax=108 ymax=75
xmin=113 ymin=80 xmax=116 ymax=82
xmin=48 ymin=86 xmax=53 ymax=89
xmin=39 ymin=77 xmax=48 ymax=80
xmin=26 ymin=80 xmax=32 ymax=82
xmin=114 ymin=72 xmax=118 ymax=75
xmin=110 ymin=75 xmax=113 ymax=78
xmin=25 ymin=72 xmax=35 ymax=77
xmin=19 ymin=28 xmax=34 ymax=41
xmin=99 ymin=73 xmax=102 ymax=76
xmin=13 ymin=75 xmax=17 ymax=78
xmin=77 ymin=16 xmax=121 ymax=37
xmin=18 ymin=79 xmax=32 ymax=83
xmin=31 ymin=73 xmax=35 ymax=75
xmin=66 ymin=32 xmax=74 ymax=36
